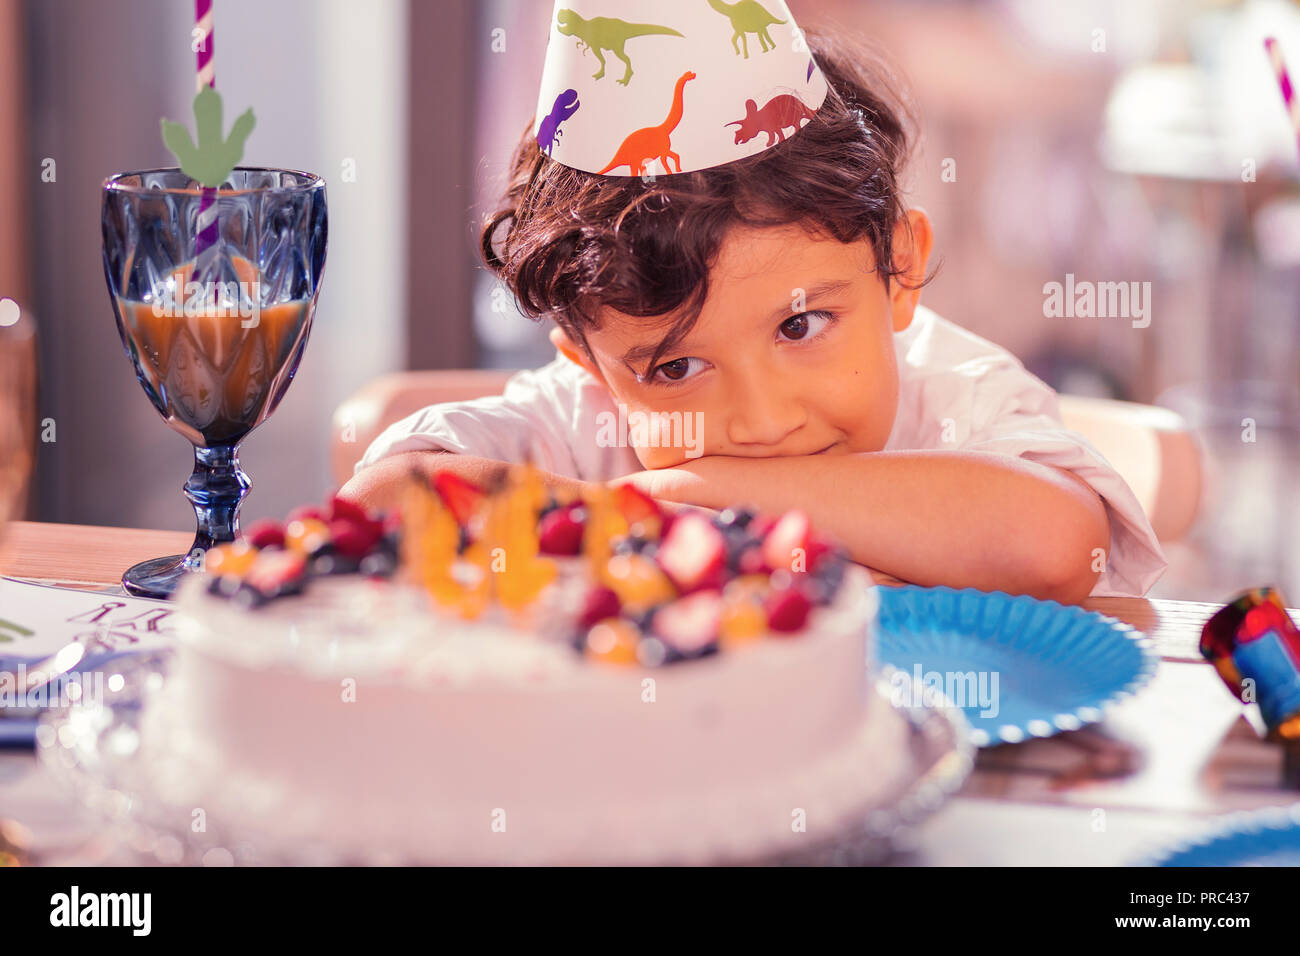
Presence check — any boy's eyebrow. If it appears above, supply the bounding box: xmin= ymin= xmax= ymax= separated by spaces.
xmin=619 ymin=278 xmax=856 ymax=376
xmin=764 ymin=278 xmax=855 ymax=324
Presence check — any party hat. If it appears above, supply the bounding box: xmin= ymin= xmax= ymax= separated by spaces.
xmin=533 ymin=0 xmax=828 ymax=177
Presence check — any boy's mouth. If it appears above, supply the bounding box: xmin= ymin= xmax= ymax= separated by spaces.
xmin=810 ymin=442 xmax=839 ymax=456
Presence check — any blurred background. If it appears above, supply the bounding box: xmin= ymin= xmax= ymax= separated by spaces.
xmin=1 ymin=0 xmax=1299 ymax=602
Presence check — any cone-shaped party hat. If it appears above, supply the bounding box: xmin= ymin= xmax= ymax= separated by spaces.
xmin=533 ymin=0 xmax=828 ymax=177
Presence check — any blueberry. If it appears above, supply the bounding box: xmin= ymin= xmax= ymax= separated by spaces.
xmin=714 ymin=507 xmax=755 ymax=530
xmin=613 ymin=533 xmax=654 ymax=556
xmin=726 ymin=539 xmax=762 ymax=575
xmin=635 ymin=636 xmax=675 ymax=667
xmin=231 ymin=583 xmax=268 ymax=610
xmin=632 ymin=604 xmax=663 ymax=634
xmin=808 ymin=550 xmax=848 ymax=602
xmin=360 ymin=552 xmax=397 ymax=578
xmin=311 ymin=547 xmax=361 ymax=576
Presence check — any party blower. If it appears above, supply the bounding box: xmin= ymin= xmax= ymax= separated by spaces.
xmin=101 ymin=0 xmax=327 ymax=598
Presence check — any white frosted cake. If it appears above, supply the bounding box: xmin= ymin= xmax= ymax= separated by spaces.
xmin=142 ymin=470 xmax=902 ymax=865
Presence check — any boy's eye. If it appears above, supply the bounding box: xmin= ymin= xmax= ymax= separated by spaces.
xmin=650 ymin=356 xmax=703 ymax=384
xmin=779 ymin=310 xmax=833 ymax=341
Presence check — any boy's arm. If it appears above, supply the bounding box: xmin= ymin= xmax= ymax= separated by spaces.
xmin=614 ymin=450 xmax=1110 ymax=604
xmin=338 ymin=450 xmax=591 ymax=513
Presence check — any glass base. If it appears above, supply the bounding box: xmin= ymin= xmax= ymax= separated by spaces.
xmin=122 ymin=554 xmax=196 ymax=600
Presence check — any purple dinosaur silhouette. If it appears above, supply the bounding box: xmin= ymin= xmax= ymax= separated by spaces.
xmin=724 ymin=93 xmax=816 ymax=147
xmin=537 ymin=88 xmax=580 ymax=156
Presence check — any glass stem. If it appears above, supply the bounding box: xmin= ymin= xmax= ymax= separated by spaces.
xmin=183 ymin=443 xmax=250 ymax=569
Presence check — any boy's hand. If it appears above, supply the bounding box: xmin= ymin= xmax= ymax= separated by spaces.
xmin=606 ymin=466 xmax=715 ymax=515
xmin=338 ymin=451 xmax=593 ymax=514
xmin=610 ymin=464 xmax=906 ymax=585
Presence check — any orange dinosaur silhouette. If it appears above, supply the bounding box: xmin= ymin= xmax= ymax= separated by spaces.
xmin=597 ymin=71 xmax=695 ymax=176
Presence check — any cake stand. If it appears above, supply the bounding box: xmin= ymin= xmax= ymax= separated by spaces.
xmin=35 ymin=656 xmax=974 ymax=866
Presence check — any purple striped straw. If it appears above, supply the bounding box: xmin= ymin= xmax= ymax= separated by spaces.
xmin=1265 ymin=37 xmax=1300 ymax=164
xmin=194 ymin=0 xmax=219 ymax=280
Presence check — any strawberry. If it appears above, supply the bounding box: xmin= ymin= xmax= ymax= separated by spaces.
xmin=329 ymin=517 xmax=383 ymax=558
xmin=244 ymin=549 xmax=307 ymax=597
xmin=764 ymin=586 xmax=812 ymax=633
xmin=285 ymin=504 xmax=327 ymax=526
xmin=614 ymin=484 xmax=661 ymax=526
xmin=328 ymin=494 xmax=372 ymax=524
xmin=577 ymin=585 xmax=622 ymax=628
xmin=538 ymin=504 xmax=585 ymax=555
xmin=432 ymin=471 xmax=485 ymax=526
xmin=655 ymin=511 xmax=727 ymax=593
xmin=244 ymin=519 xmax=286 ymax=550
xmin=761 ymin=510 xmax=830 ymax=575
xmin=651 ymin=591 xmax=723 ymax=654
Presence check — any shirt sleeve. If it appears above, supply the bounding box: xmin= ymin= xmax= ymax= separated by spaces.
xmin=353 ymin=354 xmax=643 ymax=482
xmin=889 ymin=309 xmax=1167 ymax=598
xmin=955 ymin=362 xmax=1169 ymax=599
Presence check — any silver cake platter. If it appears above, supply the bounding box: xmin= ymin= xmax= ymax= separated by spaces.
xmin=35 ymin=656 xmax=974 ymax=866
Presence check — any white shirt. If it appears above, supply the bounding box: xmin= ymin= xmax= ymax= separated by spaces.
xmin=358 ymin=305 xmax=1168 ymax=597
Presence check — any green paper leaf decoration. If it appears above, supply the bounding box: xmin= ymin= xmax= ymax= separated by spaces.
xmin=0 ymin=616 xmax=34 ymax=641
xmin=160 ymin=87 xmax=256 ymax=188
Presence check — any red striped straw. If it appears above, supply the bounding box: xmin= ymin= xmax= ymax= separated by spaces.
xmin=194 ymin=0 xmax=219 ymax=276
xmin=1265 ymin=37 xmax=1300 ymax=164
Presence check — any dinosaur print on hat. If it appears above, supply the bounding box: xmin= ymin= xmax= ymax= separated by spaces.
xmin=533 ymin=0 xmax=828 ymax=176
xmin=706 ymin=0 xmax=787 ymax=59
xmin=538 ymin=88 xmax=581 ymax=156
xmin=724 ymin=92 xmax=816 ymax=146
xmin=555 ymin=8 xmax=684 ymax=85
xmin=598 ymin=71 xmax=695 ymax=175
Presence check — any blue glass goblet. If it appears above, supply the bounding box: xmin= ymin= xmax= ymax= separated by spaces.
xmin=102 ymin=167 xmax=327 ymax=598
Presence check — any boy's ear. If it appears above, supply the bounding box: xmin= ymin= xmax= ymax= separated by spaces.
xmin=549 ymin=326 xmax=607 ymax=384
xmin=889 ymin=208 xmax=934 ymax=334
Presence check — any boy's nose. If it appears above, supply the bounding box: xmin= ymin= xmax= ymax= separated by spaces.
xmin=724 ymin=374 xmax=806 ymax=449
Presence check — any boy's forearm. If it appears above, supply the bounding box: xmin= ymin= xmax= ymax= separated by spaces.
xmin=338 ymin=450 xmax=589 ymax=513
xmin=629 ymin=450 xmax=1110 ymax=604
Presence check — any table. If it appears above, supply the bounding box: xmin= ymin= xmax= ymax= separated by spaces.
xmin=2 ymin=520 xmax=1296 ymax=866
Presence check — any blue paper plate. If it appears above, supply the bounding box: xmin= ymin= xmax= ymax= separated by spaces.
xmin=1140 ymin=806 xmax=1300 ymax=866
xmin=873 ymin=585 xmax=1158 ymax=747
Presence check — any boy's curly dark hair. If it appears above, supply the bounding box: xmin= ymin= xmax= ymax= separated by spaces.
xmin=480 ymin=29 xmax=925 ymax=380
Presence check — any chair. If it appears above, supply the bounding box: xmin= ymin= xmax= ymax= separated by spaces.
xmin=332 ymin=370 xmax=1203 ymax=542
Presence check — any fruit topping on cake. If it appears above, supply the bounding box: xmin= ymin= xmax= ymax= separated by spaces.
xmin=199 ymin=462 xmax=854 ymax=662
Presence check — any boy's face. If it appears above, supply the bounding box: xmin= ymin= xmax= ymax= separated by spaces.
xmin=552 ymin=213 xmax=933 ymax=470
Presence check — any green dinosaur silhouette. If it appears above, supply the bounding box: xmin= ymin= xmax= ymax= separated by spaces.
xmin=555 ymin=8 xmax=683 ymax=86
xmin=161 ymin=87 xmax=256 ymax=188
xmin=706 ymin=0 xmax=786 ymax=58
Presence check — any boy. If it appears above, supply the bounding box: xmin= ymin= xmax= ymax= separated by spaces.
xmin=342 ymin=14 xmax=1166 ymax=604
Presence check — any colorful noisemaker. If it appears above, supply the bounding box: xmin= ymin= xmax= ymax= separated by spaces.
xmin=1201 ymin=588 xmax=1300 ymax=739
xmin=532 ymin=0 xmax=828 ymax=176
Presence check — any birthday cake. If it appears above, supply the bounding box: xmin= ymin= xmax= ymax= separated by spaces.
xmin=144 ymin=466 xmax=900 ymax=865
